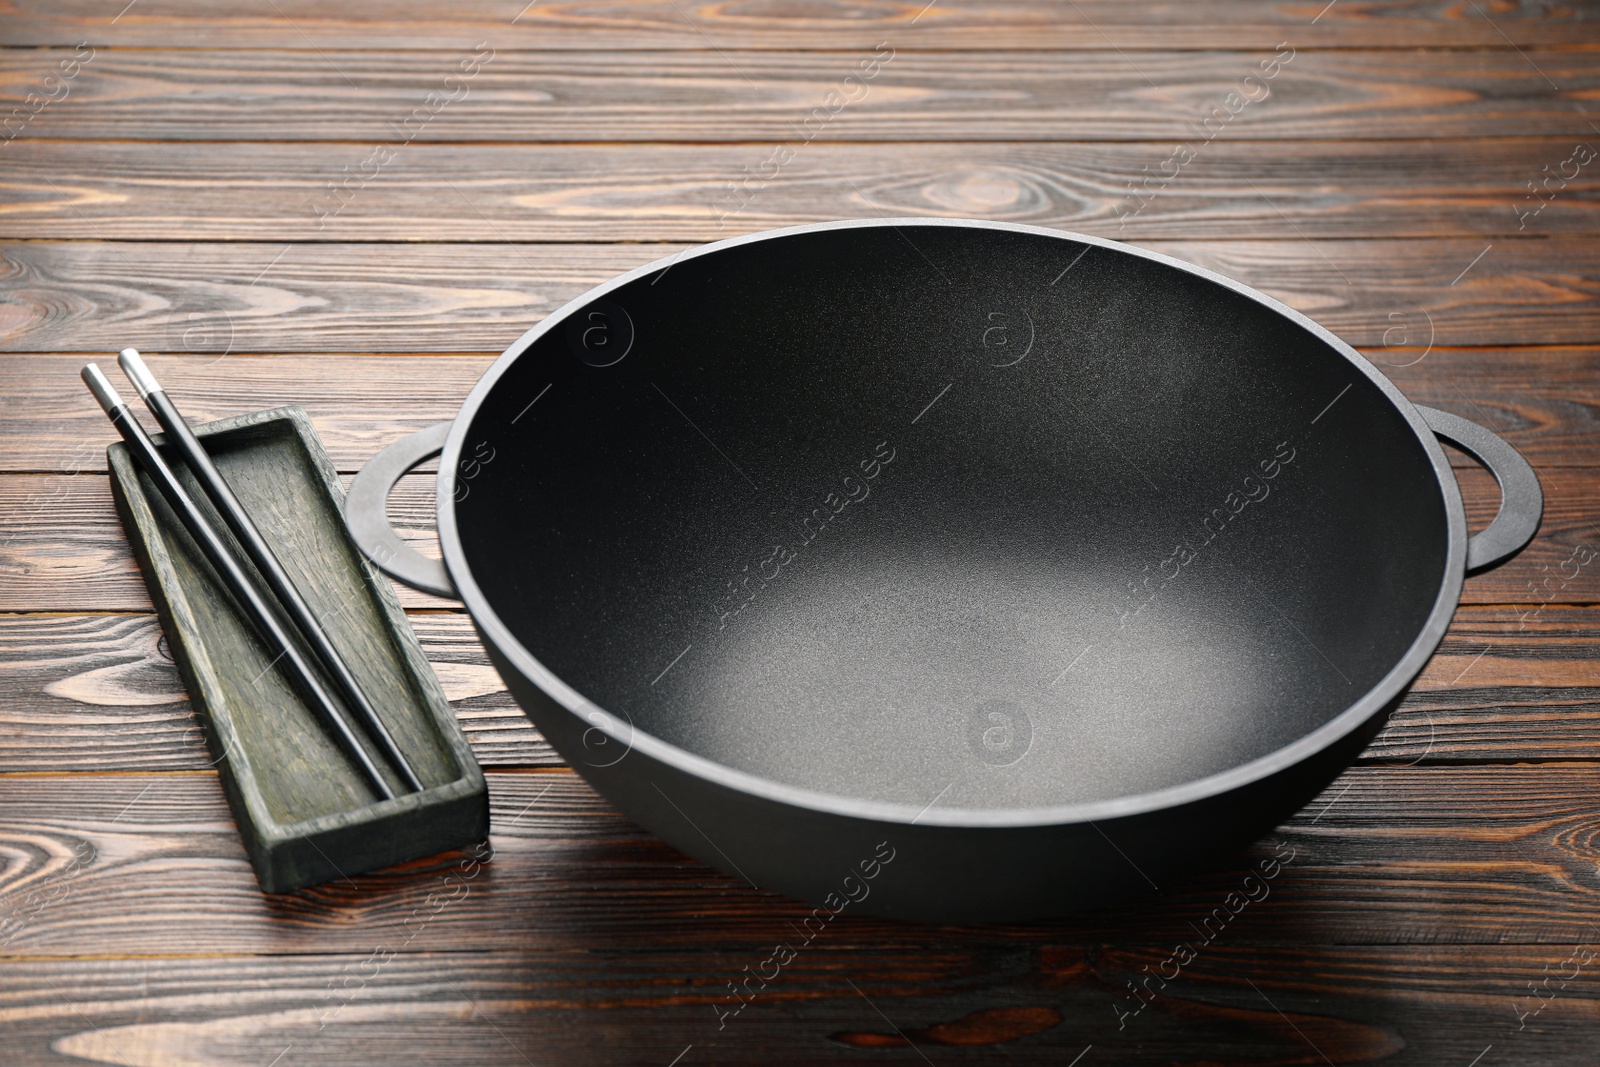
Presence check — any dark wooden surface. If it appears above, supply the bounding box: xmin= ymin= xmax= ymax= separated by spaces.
xmin=3 ymin=2 xmax=1599 ymax=1063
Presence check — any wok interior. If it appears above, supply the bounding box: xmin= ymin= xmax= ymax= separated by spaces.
xmin=458 ymin=224 xmax=1449 ymax=812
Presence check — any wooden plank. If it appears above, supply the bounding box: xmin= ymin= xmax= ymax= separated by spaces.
xmin=3 ymin=606 xmax=1599 ymax=775
xmin=5 ymin=139 xmax=1598 ymax=242
xmin=7 ymin=347 xmax=1600 ymax=474
xmin=1389 ymin=606 xmax=1600 ymax=764
xmin=0 ymin=471 xmax=459 ymax=612
xmin=0 ymin=352 xmax=496 ymax=475
xmin=0 ymin=613 xmax=550 ymax=773
xmin=3 ymin=238 xmax=1598 ymax=354
xmin=4 ymin=0 xmax=1595 ymax=49
xmin=6 ymin=48 xmax=1599 ymax=142
xmin=4 ymin=766 xmax=1600 ymax=957
xmin=2 ymin=458 xmax=1596 ymax=612
xmin=0 ymin=943 xmax=1596 ymax=1066
xmin=1108 ymin=238 xmax=1600 ymax=349
xmin=1382 ymin=345 xmax=1600 ymax=469
xmin=0 ymin=241 xmax=619 ymax=356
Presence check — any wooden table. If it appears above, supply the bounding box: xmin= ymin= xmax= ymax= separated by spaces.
xmin=3 ymin=3 xmax=1599 ymax=1063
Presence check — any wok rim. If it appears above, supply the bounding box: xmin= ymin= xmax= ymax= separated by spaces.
xmin=436 ymin=216 xmax=1467 ymax=829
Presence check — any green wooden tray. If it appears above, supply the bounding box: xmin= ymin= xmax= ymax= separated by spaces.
xmin=108 ymin=404 xmax=488 ymax=892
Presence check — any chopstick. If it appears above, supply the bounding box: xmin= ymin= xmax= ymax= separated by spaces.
xmin=117 ymin=349 xmax=426 ymax=794
xmin=82 ymin=363 xmax=402 ymax=802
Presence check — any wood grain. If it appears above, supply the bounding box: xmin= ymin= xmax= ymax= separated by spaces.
xmin=3 ymin=460 xmax=1597 ymax=611
xmin=4 ymin=346 xmax=1596 ymax=474
xmin=1382 ymin=345 xmax=1600 ymax=468
xmin=2 ymin=0 xmax=1596 ymax=1057
xmin=0 ymin=613 xmax=549 ymax=773
xmin=4 ymin=238 xmax=1598 ymax=354
xmin=4 ymin=139 xmax=1597 ymax=242
xmin=0 ymin=352 xmax=495 ymax=474
xmin=5 ymin=767 xmax=1600 ymax=958
xmin=0 ymin=943 xmax=1596 ymax=1066
xmin=0 ymin=471 xmax=469 ymax=611
xmin=6 ymin=48 xmax=1600 ymax=142
xmin=0 ymin=240 xmax=616 ymax=355
xmin=4 ymin=606 xmax=1600 ymax=774
xmin=1391 ymin=606 xmax=1600 ymax=763
xmin=5 ymin=0 xmax=1596 ymax=49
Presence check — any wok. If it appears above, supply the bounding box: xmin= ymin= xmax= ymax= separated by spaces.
xmin=345 ymin=219 xmax=1541 ymax=921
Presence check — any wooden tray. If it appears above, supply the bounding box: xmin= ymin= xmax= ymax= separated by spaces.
xmin=108 ymin=405 xmax=488 ymax=892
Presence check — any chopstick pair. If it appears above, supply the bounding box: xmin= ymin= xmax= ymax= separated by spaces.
xmin=82 ymin=352 xmax=424 ymax=800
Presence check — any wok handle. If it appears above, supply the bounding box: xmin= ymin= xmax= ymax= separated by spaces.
xmin=1418 ymin=406 xmax=1543 ymax=574
xmin=344 ymin=422 xmax=460 ymax=600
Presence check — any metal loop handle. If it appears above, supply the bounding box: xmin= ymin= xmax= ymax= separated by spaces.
xmin=348 ymin=410 xmax=1537 ymax=594
xmin=1418 ymin=406 xmax=1543 ymax=574
xmin=345 ymin=422 xmax=459 ymax=599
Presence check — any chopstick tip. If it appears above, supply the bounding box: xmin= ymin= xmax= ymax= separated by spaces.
xmin=117 ymin=348 xmax=160 ymax=398
xmin=81 ymin=362 xmax=125 ymax=413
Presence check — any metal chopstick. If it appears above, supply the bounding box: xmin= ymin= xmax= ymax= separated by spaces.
xmin=116 ymin=349 xmax=425 ymax=793
xmin=82 ymin=363 xmax=401 ymax=801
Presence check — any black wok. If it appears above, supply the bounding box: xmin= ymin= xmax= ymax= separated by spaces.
xmin=346 ymin=219 xmax=1541 ymax=921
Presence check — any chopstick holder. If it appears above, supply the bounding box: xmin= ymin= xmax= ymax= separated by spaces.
xmin=103 ymin=400 xmax=487 ymax=891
